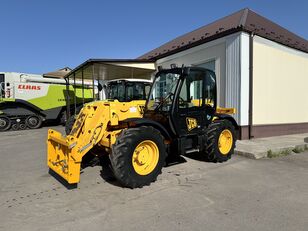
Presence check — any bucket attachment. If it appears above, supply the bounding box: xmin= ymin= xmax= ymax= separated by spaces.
xmin=47 ymin=102 xmax=106 ymax=184
xmin=47 ymin=129 xmax=82 ymax=184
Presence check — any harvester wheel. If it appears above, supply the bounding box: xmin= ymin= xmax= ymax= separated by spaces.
xmin=110 ymin=126 xmax=166 ymax=188
xmin=0 ymin=116 xmax=11 ymax=131
xmin=205 ymin=120 xmax=236 ymax=162
xmin=26 ymin=115 xmax=42 ymax=129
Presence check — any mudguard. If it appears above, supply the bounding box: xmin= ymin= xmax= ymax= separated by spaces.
xmin=214 ymin=113 xmax=239 ymax=129
xmin=124 ymin=117 xmax=172 ymax=140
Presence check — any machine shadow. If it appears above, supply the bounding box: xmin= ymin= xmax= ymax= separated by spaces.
xmin=48 ymin=168 xmax=78 ymax=190
xmin=98 ymin=154 xmax=188 ymax=187
xmin=183 ymin=152 xmax=211 ymax=162
xmin=49 ymin=152 xmax=207 ymax=189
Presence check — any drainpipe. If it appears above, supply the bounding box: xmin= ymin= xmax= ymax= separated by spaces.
xmin=248 ymin=33 xmax=254 ymax=139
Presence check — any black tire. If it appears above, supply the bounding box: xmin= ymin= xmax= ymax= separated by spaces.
xmin=25 ymin=115 xmax=42 ymax=129
xmin=0 ymin=116 xmax=11 ymax=131
xmin=65 ymin=116 xmax=76 ymax=135
xmin=12 ymin=123 xmax=20 ymax=130
xmin=205 ymin=120 xmax=236 ymax=163
xmin=19 ymin=123 xmax=27 ymax=130
xmin=110 ymin=126 xmax=166 ymax=188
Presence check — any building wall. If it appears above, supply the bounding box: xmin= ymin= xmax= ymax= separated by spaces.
xmin=225 ymin=32 xmax=250 ymax=127
xmin=252 ymin=36 xmax=308 ymax=136
xmin=156 ymin=37 xmax=227 ymax=107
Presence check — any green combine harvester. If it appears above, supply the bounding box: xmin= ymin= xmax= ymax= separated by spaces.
xmin=0 ymin=72 xmax=95 ymax=131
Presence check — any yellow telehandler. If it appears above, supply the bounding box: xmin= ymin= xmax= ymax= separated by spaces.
xmin=47 ymin=67 xmax=237 ymax=188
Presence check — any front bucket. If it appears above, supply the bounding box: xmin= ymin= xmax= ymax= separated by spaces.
xmin=47 ymin=129 xmax=81 ymax=184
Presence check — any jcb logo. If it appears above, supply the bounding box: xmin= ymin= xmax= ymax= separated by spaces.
xmin=186 ymin=117 xmax=197 ymax=131
xmin=18 ymin=85 xmax=41 ymax=90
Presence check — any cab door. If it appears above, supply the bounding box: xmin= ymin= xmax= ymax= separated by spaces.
xmin=171 ymin=68 xmax=216 ymax=137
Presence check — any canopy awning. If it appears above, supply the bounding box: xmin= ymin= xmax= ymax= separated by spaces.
xmin=65 ymin=59 xmax=155 ymax=82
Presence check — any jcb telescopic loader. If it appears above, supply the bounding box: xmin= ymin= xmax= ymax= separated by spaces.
xmin=47 ymin=67 xmax=237 ymax=188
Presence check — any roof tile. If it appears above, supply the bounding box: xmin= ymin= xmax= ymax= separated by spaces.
xmin=138 ymin=8 xmax=308 ymax=60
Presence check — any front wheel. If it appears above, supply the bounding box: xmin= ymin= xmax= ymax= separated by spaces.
xmin=205 ymin=120 xmax=236 ymax=162
xmin=110 ymin=126 xmax=166 ymax=188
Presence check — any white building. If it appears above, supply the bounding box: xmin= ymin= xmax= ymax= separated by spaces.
xmin=138 ymin=8 xmax=308 ymax=139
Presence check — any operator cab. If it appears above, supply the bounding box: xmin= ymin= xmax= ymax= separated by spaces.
xmin=144 ymin=67 xmax=217 ymax=138
xmin=106 ymin=79 xmax=152 ymax=102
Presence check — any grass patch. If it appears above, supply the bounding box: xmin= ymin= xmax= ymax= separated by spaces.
xmin=292 ymin=145 xmax=308 ymax=154
xmin=268 ymin=145 xmax=308 ymax=158
xmin=267 ymin=149 xmax=292 ymax=158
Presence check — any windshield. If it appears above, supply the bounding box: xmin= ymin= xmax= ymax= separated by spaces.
xmin=147 ymin=72 xmax=181 ymax=111
xmin=107 ymin=81 xmax=151 ymax=102
xmin=126 ymin=82 xmax=150 ymax=100
xmin=108 ymin=82 xmax=125 ymax=101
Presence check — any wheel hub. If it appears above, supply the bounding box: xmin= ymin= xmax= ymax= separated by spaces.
xmin=134 ymin=146 xmax=150 ymax=164
xmin=28 ymin=117 xmax=38 ymax=126
xmin=218 ymin=129 xmax=233 ymax=155
xmin=0 ymin=118 xmax=7 ymax=127
xmin=132 ymin=140 xmax=159 ymax=175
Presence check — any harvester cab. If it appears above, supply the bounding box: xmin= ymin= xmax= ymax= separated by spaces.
xmin=47 ymin=67 xmax=237 ymax=188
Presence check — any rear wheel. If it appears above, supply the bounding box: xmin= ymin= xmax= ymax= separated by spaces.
xmin=26 ymin=115 xmax=42 ymax=129
xmin=110 ymin=126 xmax=166 ymax=188
xmin=205 ymin=120 xmax=236 ymax=162
xmin=0 ymin=116 xmax=11 ymax=131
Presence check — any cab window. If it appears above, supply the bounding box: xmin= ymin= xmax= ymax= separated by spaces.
xmin=178 ymin=70 xmax=204 ymax=109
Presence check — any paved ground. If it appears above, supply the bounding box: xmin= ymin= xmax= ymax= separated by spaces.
xmin=0 ymin=126 xmax=308 ymax=231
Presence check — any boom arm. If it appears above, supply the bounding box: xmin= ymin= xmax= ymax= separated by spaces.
xmin=47 ymin=100 xmax=144 ymax=183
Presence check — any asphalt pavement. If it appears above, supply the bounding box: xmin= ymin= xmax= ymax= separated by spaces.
xmin=0 ymin=126 xmax=308 ymax=231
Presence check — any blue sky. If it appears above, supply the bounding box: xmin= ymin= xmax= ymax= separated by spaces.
xmin=1 ymin=0 xmax=307 ymax=74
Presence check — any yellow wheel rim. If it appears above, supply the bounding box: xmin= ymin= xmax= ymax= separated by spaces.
xmin=132 ymin=140 xmax=159 ymax=175
xmin=218 ymin=129 xmax=233 ymax=155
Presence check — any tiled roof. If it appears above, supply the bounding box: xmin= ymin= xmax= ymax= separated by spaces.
xmin=138 ymin=8 xmax=308 ymax=60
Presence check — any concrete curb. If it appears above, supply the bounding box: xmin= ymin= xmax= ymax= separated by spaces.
xmin=235 ymin=135 xmax=308 ymax=159
xmin=234 ymin=149 xmax=267 ymax=159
